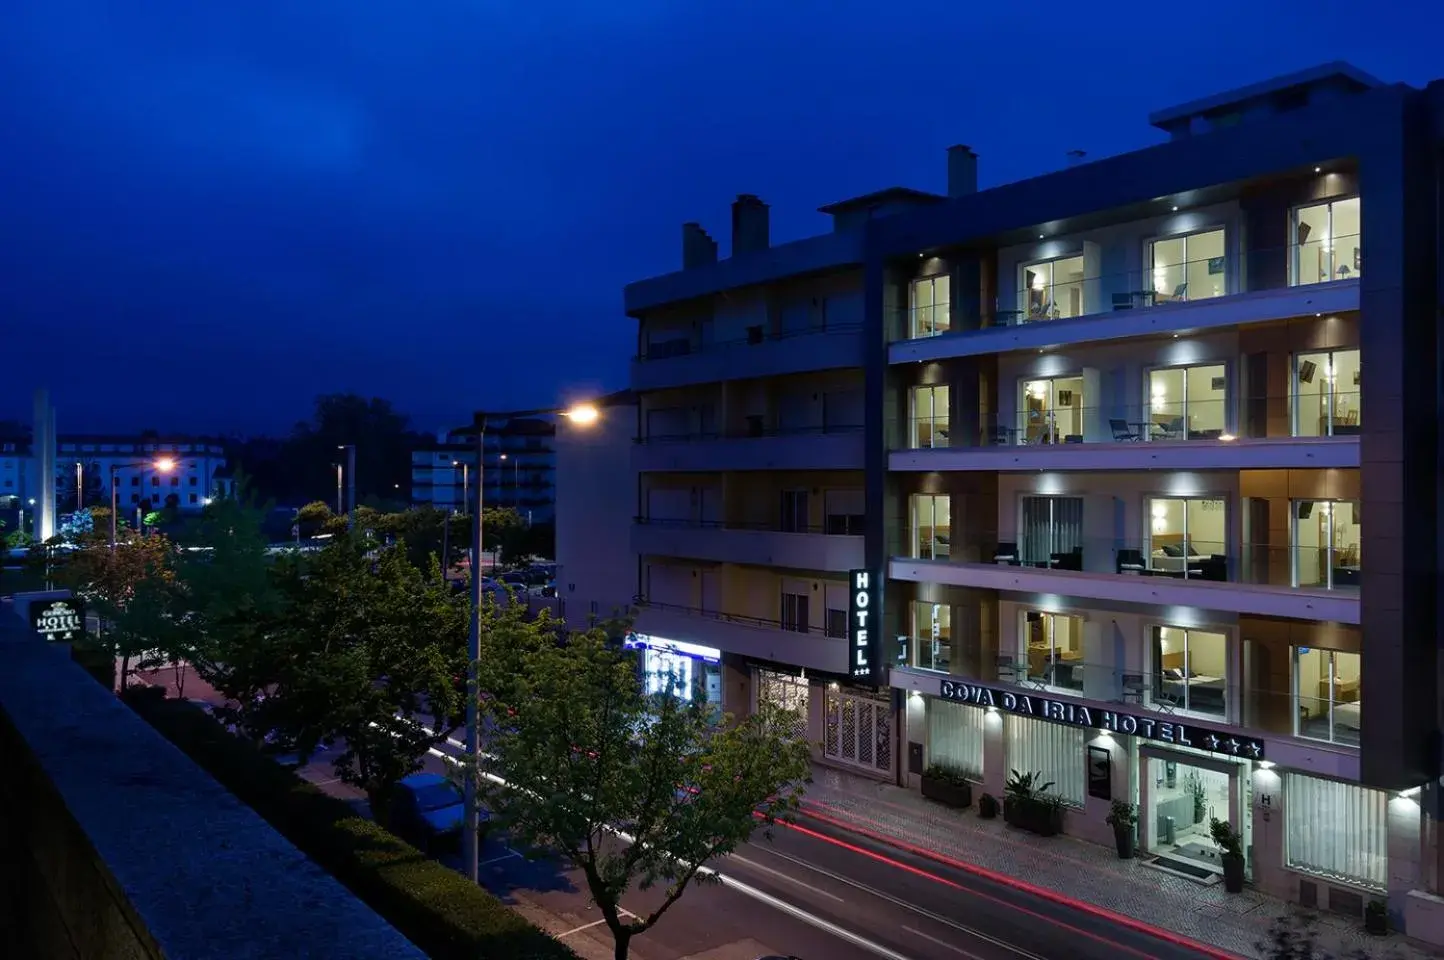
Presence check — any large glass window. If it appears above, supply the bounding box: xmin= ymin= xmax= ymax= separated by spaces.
xmin=911 ymin=385 xmax=950 ymax=449
xmin=1149 ymin=228 xmax=1227 ymax=303
xmin=1020 ymin=256 xmax=1086 ymax=321
xmin=1292 ymin=197 xmax=1361 ymax=285
xmin=1147 ymin=497 xmax=1226 ymax=578
xmin=1146 ymin=364 xmax=1227 ymax=440
xmin=1292 ymin=500 xmax=1361 ymax=590
xmin=1150 ymin=627 xmax=1228 ymax=719
xmin=910 ymin=494 xmax=951 ymax=560
xmin=1019 ymin=496 xmax=1083 ymax=567
xmin=1022 ymin=611 xmax=1083 ymax=692
xmin=1294 ymin=647 xmax=1361 ymax=745
xmin=1144 ymin=757 xmax=1232 ymax=873
xmin=1285 ymin=774 xmax=1385 ymax=889
xmin=928 ymin=700 xmax=984 ymax=779
xmin=912 ymin=601 xmax=951 ymax=672
xmin=1006 ymin=715 xmax=1085 ymax=806
xmin=1292 ymin=350 xmax=1361 ymax=437
xmin=1019 ymin=377 xmax=1084 ymax=444
xmin=910 ymin=274 xmax=951 ymax=338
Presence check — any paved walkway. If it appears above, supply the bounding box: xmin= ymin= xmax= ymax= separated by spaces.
xmin=802 ymin=765 xmax=1431 ymax=960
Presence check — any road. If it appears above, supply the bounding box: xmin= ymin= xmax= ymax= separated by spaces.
xmin=141 ymin=669 xmax=1234 ymax=960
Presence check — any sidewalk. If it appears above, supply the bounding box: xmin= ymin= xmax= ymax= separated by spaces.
xmin=802 ymin=765 xmax=1432 ymax=960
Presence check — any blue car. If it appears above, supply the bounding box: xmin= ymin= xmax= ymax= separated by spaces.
xmin=390 ymin=772 xmax=477 ymax=852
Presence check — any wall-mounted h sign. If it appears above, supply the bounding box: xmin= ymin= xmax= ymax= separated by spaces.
xmin=32 ymin=598 xmax=85 ymax=643
xmin=848 ymin=570 xmax=878 ymax=680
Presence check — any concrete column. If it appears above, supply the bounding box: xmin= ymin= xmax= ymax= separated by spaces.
xmin=32 ymin=389 xmax=56 ymax=542
xmin=981 ymin=710 xmax=1006 ymax=799
xmin=1389 ymin=795 xmax=1424 ymax=925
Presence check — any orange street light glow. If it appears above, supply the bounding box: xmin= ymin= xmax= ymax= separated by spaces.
xmin=154 ymin=457 xmax=177 ymax=472
xmin=563 ymin=404 xmax=599 ymax=425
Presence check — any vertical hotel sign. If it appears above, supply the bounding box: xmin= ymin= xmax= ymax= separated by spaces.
xmin=848 ymin=570 xmax=878 ymax=680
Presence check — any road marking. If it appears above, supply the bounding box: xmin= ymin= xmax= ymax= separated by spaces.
xmin=556 ymin=918 xmax=607 ymax=938
xmin=479 ymin=850 xmax=520 ymax=867
xmin=754 ymin=844 xmax=1042 ymax=960
xmin=727 ymin=853 xmax=844 ymax=902
xmin=903 ymin=925 xmax=988 ymax=960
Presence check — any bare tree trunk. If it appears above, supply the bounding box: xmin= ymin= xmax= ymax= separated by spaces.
xmin=611 ymin=929 xmax=631 ymax=960
xmin=119 ymin=652 xmax=131 ymax=691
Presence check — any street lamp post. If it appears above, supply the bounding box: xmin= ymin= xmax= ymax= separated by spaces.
xmin=499 ymin=453 xmax=520 ymax=507
xmin=75 ymin=462 xmax=84 ymax=513
xmin=338 ymin=445 xmax=357 ymax=530
xmin=451 ymin=460 xmax=469 ymax=516
xmin=458 ymin=401 xmax=600 ymax=884
xmin=111 ymin=458 xmax=176 ymax=551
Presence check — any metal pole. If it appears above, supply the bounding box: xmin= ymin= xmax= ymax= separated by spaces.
xmin=346 ymin=445 xmax=357 ymax=531
xmin=335 ymin=463 xmax=343 ymax=516
xmin=462 ymin=464 xmax=469 ymax=514
xmin=76 ymin=462 xmax=83 ymax=513
xmin=463 ymin=419 xmax=486 ymax=883
xmin=109 ymin=468 xmax=118 ymax=552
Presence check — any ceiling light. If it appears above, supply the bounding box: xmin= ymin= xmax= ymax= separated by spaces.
xmin=1314 ymin=166 xmax=1322 ymax=173
xmin=1171 ymin=206 xmax=1179 ymax=212
xmin=1038 ymin=234 xmax=1044 ymax=239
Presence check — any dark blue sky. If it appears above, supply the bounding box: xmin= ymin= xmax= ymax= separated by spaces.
xmin=1 ymin=1 xmax=1435 ymax=436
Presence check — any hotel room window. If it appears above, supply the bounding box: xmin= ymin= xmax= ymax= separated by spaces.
xmin=1291 ymin=500 xmax=1361 ymax=590
xmin=1146 ymin=364 xmax=1227 ymax=440
xmin=910 ymin=494 xmax=951 ymax=560
xmin=1019 ymin=377 xmax=1084 ymax=445
xmin=911 ymin=385 xmax=950 ymax=449
xmin=1022 ymin=611 xmax=1083 ymax=692
xmin=1291 ymin=350 xmax=1361 ymax=437
xmin=912 ymin=601 xmax=951 ymax=673
xmin=1147 ymin=497 xmax=1226 ymax=579
xmin=1018 ymin=495 xmax=1083 ymax=568
xmin=1150 ymin=626 xmax=1227 ymax=719
xmin=1148 ymin=228 xmax=1227 ymax=303
xmin=1019 ymin=256 xmax=1086 ymax=321
xmin=1294 ymin=648 xmax=1361 ymax=746
xmin=909 ymin=274 xmax=950 ymax=338
xmin=1291 ymin=197 xmax=1361 ymax=286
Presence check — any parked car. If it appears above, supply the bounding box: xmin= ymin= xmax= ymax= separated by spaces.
xmin=389 ymin=772 xmax=477 ymax=853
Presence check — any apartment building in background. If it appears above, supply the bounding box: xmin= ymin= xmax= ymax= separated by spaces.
xmin=0 ymin=432 xmax=231 ymax=515
xmin=574 ymin=62 xmax=1444 ymax=937
xmin=410 ymin=414 xmax=557 ymax=523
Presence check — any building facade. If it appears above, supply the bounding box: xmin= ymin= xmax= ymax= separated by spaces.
xmin=0 ymin=433 xmax=231 ymax=518
xmin=607 ymin=64 xmax=1444 ymax=938
xmin=410 ymin=415 xmax=557 ymax=524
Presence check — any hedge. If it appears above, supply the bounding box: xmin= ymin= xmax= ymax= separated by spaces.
xmin=126 ymin=695 xmax=576 ymax=960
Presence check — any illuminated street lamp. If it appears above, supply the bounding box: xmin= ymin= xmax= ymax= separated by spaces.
xmin=452 ymin=400 xmax=604 ymax=883
xmin=111 ymin=458 xmax=176 ymax=551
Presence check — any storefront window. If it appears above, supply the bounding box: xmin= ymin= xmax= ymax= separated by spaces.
xmin=757 ymin=669 xmax=809 ymax=743
xmin=1285 ymin=774 xmax=1386 ymax=890
xmin=1293 ymin=647 xmax=1361 ymax=745
xmin=928 ymin=699 xmax=983 ymax=778
xmin=640 ymin=646 xmax=721 ymax=706
xmin=912 ymin=601 xmax=951 ymax=672
xmin=1150 ymin=626 xmax=1228 ymax=720
xmin=1005 ymin=715 xmax=1085 ymax=806
xmin=1144 ymin=756 xmax=1232 ymax=876
xmin=1021 ymin=611 xmax=1082 ymax=692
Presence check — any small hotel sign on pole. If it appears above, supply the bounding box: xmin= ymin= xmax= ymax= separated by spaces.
xmin=848 ymin=570 xmax=877 ymax=680
xmin=939 ymin=679 xmax=1265 ymax=760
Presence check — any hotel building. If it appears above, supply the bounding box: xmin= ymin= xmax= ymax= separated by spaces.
xmin=605 ymin=63 xmax=1444 ymax=934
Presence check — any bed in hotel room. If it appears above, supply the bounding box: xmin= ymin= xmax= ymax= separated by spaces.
xmin=1159 ymin=651 xmax=1226 ymax=712
xmin=1324 ymin=678 xmax=1362 ymax=730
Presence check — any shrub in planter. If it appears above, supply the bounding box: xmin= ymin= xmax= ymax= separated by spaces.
xmin=977 ymin=793 xmax=998 ymax=819
xmin=1209 ymin=817 xmax=1246 ymax=893
xmin=920 ymin=763 xmax=972 ymax=809
xmin=1105 ymin=799 xmax=1137 ymax=859
xmin=1364 ymin=898 xmax=1388 ymax=935
xmin=1003 ymin=770 xmax=1064 ymax=836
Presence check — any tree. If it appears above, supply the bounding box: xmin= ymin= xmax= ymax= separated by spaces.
xmin=472 ymin=621 xmax=811 ymax=960
xmin=59 ymin=533 xmax=176 ymax=689
xmin=295 ymin=500 xmax=334 ymax=537
xmin=286 ymin=394 xmax=420 ymax=505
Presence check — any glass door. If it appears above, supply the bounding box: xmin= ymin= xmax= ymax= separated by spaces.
xmin=1291 ymin=500 xmax=1361 ymax=590
xmin=910 ymin=275 xmax=951 ymax=338
xmin=1019 ymin=377 xmax=1084 ymax=444
xmin=1291 ymin=197 xmax=1362 ymax=285
xmin=1291 ymin=350 xmax=1361 ymax=436
xmin=1149 ymin=228 xmax=1227 ymax=303
xmin=910 ymin=494 xmax=951 ymax=560
xmin=1019 ymin=496 xmax=1083 ymax=567
xmin=1143 ymin=756 xmax=1234 ymax=876
xmin=1146 ymin=364 xmax=1227 ymax=440
xmin=911 ymin=385 xmax=950 ymax=448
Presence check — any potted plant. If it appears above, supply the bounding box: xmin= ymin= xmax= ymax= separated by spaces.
xmin=1003 ymin=770 xmax=1063 ymax=836
xmin=1210 ymin=817 xmax=1245 ymax=893
xmin=1364 ymin=899 xmax=1388 ymax=935
xmin=1106 ymin=799 xmax=1137 ymax=859
xmin=1185 ymin=772 xmax=1207 ymax=825
xmin=920 ymin=763 xmax=972 ymax=809
xmin=978 ymin=793 xmax=999 ymax=819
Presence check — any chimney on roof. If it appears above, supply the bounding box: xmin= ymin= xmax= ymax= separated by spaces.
xmin=730 ymin=194 xmax=770 ymax=257
xmin=947 ymin=145 xmax=978 ymax=197
xmin=681 ymin=222 xmax=718 ymax=269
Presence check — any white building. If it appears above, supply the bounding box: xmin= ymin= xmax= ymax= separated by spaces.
xmin=411 ymin=415 xmax=557 ymax=523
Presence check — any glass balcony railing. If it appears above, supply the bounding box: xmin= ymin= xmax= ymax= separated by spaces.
xmin=636 ymin=322 xmax=864 ymax=362
xmin=887 ymin=529 xmax=1362 ymax=592
xmin=892 ymin=237 xmax=1362 ymax=341
xmin=897 ymin=392 xmax=1362 ymax=449
xmin=636 ymin=422 xmax=864 ymax=444
xmin=634 ymin=515 xmax=865 ymax=536
xmin=897 ymin=644 xmax=1359 ymax=746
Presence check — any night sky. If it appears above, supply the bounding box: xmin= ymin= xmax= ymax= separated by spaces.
xmin=1 ymin=1 xmax=1436 ymax=436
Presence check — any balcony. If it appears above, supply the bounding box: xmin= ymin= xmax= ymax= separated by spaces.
xmin=632 ymin=600 xmax=849 ymax=674
xmin=889 ymin=530 xmax=1361 ymax=623
xmin=633 ymin=424 xmax=865 ymax=473
xmin=0 ymin=610 xmax=424 ymax=959
xmin=890 ymin=238 xmax=1362 ymax=362
xmin=632 ymin=518 xmax=864 ymax=571
xmin=895 ymin=391 xmax=1362 ymax=472
xmin=633 ymin=323 xmax=865 ymax=392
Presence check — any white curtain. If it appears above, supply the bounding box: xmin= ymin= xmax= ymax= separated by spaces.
xmin=1006 ymin=716 xmax=1085 ymax=806
xmin=928 ymin=700 xmax=984 ymax=779
xmin=1285 ymin=774 xmax=1387 ymax=889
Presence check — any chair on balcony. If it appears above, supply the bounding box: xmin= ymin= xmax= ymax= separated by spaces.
xmin=997 ymin=656 xmax=1040 ymax=687
xmin=1153 ymin=687 xmax=1181 ymax=714
xmin=1121 ymin=673 xmax=1146 ymax=704
xmin=1116 ymin=549 xmax=1147 ymax=575
xmin=1050 ymin=547 xmax=1083 ymax=571
xmin=1155 ymin=416 xmax=1186 ymax=440
xmin=992 ymin=542 xmax=1019 ymax=565
xmin=1111 ymin=293 xmax=1134 ymax=311
xmin=1110 ymin=419 xmax=1142 ymax=442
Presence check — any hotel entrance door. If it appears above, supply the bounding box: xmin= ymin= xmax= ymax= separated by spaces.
xmin=1139 ymin=748 xmax=1249 ymax=882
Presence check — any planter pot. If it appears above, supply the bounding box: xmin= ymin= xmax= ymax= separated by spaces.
xmin=1002 ymin=797 xmax=1020 ymax=827
xmin=1112 ymin=827 xmax=1135 ymax=859
xmin=1364 ymin=908 xmax=1388 ymax=936
xmin=921 ymin=776 xmax=972 ymax=809
xmin=1193 ymin=805 xmax=1205 ymax=825
xmin=978 ymin=795 xmax=998 ymax=819
xmin=1221 ymin=853 xmax=1245 ymax=893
